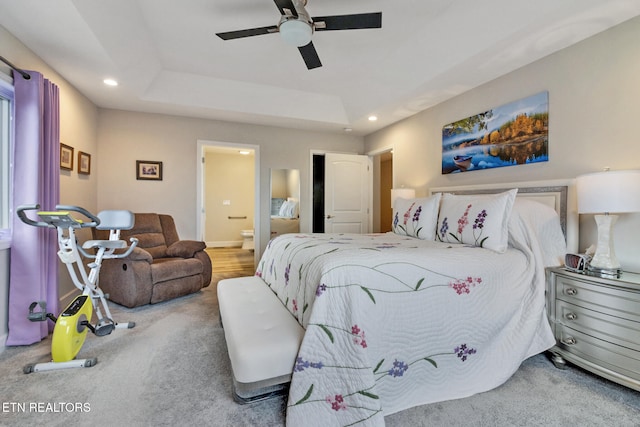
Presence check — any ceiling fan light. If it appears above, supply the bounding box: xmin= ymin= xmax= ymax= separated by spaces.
xmin=279 ymin=19 xmax=312 ymax=47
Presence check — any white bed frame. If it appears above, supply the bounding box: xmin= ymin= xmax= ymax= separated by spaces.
xmin=430 ymin=179 xmax=578 ymax=253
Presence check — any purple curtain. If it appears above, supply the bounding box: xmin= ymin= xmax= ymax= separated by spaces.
xmin=6 ymin=71 xmax=60 ymax=345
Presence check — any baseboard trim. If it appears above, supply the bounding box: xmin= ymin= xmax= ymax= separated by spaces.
xmin=207 ymin=241 xmax=243 ymax=248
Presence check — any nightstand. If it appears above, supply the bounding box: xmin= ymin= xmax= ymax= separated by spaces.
xmin=546 ymin=267 xmax=640 ymax=392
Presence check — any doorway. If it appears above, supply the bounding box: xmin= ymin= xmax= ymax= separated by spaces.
xmin=311 ymin=152 xmax=372 ymax=234
xmin=378 ymin=151 xmax=393 ymax=232
xmin=196 ymin=140 xmax=260 ymax=265
xmin=369 ymin=147 xmax=394 ymax=233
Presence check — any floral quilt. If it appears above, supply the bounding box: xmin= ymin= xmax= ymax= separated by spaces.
xmin=256 ymin=224 xmax=557 ymax=426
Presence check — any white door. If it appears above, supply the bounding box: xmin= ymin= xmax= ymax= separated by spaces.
xmin=324 ymin=153 xmax=371 ymax=233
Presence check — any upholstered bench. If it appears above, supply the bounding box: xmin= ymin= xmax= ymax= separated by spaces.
xmin=217 ymin=276 xmax=304 ymax=403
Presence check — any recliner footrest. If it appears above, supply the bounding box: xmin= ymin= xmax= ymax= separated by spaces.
xmin=217 ymin=276 xmax=304 ymax=402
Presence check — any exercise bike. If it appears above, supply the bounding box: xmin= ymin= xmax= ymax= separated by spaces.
xmin=17 ymin=204 xmax=138 ymax=373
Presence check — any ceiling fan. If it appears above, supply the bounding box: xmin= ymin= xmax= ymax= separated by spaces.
xmin=216 ymin=0 xmax=382 ymax=70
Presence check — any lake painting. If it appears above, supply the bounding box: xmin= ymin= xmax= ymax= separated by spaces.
xmin=442 ymin=92 xmax=548 ymax=174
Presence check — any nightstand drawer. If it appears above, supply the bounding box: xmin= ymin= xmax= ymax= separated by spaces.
xmin=556 ymin=300 xmax=640 ymax=351
xmin=555 ymin=275 xmax=640 ymax=323
xmin=557 ymin=325 xmax=640 ymax=381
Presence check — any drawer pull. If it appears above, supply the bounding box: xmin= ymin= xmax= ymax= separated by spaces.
xmin=561 ymin=337 xmax=577 ymax=346
xmin=565 ymin=312 xmax=578 ymax=321
xmin=564 ymin=287 xmax=578 ymax=296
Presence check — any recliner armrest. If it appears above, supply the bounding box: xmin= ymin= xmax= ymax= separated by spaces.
xmin=166 ymin=240 xmax=206 ymax=258
xmin=127 ymin=247 xmax=153 ymax=263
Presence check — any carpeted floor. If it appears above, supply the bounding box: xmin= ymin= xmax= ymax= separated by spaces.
xmin=1 ymin=250 xmax=638 ymax=426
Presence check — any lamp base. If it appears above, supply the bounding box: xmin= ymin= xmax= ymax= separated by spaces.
xmin=586 ymin=265 xmax=622 ymax=279
xmin=590 ymin=214 xmax=620 ymax=270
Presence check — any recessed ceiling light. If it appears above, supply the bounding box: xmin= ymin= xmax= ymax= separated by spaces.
xmin=103 ymin=78 xmax=118 ymax=87
xmin=239 ymin=150 xmax=251 ymax=155
xmin=368 ymin=115 xmax=378 ymax=122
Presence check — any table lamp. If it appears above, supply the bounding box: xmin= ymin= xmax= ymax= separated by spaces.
xmin=576 ymin=169 xmax=640 ymax=275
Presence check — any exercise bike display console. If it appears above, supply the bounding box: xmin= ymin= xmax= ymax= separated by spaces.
xmin=17 ymin=204 xmax=138 ymax=374
xmin=61 ymin=295 xmax=89 ymax=317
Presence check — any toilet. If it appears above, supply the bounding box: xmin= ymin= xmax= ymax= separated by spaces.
xmin=240 ymin=229 xmax=254 ymax=251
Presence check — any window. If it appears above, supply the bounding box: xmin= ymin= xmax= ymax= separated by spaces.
xmin=0 ymin=76 xmax=14 ymax=248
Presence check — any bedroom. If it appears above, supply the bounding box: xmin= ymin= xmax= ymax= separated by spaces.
xmin=0 ymin=1 xmax=639 ymax=425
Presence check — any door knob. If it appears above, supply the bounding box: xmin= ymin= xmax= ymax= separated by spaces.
xmin=325 ymin=215 xmax=334 ymax=219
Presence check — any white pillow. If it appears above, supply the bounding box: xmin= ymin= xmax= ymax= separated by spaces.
xmin=436 ymin=189 xmax=518 ymax=253
xmin=509 ymin=198 xmax=567 ymax=266
xmin=392 ymin=193 xmax=442 ymax=240
xmin=278 ymin=200 xmax=292 ymax=217
xmin=277 ymin=200 xmax=299 ymax=218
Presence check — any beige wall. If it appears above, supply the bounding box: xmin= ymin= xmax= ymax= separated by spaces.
xmin=96 ymin=109 xmax=364 ymax=255
xmin=204 ymin=151 xmax=255 ymax=245
xmin=0 ymin=25 xmax=100 ymax=310
xmin=365 ymin=16 xmax=640 ymax=272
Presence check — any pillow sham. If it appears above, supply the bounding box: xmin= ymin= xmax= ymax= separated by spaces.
xmin=392 ymin=193 xmax=441 ymax=240
xmin=508 ymin=198 xmax=567 ymax=266
xmin=278 ymin=200 xmax=298 ymax=218
xmin=436 ymin=189 xmax=518 ymax=253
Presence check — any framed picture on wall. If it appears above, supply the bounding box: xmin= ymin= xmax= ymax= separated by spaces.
xmin=60 ymin=143 xmax=74 ymax=171
xmin=441 ymin=91 xmax=549 ymax=174
xmin=136 ymin=160 xmax=163 ymax=181
xmin=78 ymin=151 xmax=91 ymax=175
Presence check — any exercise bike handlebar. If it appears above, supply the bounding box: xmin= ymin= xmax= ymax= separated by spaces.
xmin=55 ymin=205 xmax=101 ymax=227
xmin=111 ymin=237 xmax=139 ymax=259
xmin=17 ymin=204 xmax=101 ymax=229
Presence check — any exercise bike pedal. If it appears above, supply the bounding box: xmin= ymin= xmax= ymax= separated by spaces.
xmin=27 ymin=301 xmax=53 ymax=322
xmin=94 ymin=323 xmax=115 ymax=337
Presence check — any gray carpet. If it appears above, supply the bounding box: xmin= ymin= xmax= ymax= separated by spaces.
xmin=1 ymin=273 xmax=638 ymax=427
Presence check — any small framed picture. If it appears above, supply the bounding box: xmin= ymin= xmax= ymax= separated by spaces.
xmin=60 ymin=143 xmax=74 ymax=171
xmin=78 ymin=151 xmax=91 ymax=175
xmin=136 ymin=160 xmax=163 ymax=181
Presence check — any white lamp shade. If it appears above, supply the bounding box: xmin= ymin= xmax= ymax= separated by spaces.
xmin=576 ymin=169 xmax=640 ymax=214
xmin=279 ymin=19 xmax=312 ymax=47
xmin=391 ymin=188 xmax=416 ymax=208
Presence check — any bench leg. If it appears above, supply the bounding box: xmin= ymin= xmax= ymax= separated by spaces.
xmin=232 ymin=381 xmax=289 ymax=404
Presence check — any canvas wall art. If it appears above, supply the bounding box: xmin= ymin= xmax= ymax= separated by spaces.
xmin=442 ymin=91 xmax=548 ymax=174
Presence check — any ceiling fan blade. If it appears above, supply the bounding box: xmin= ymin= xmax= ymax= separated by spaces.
xmin=273 ymin=0 xmax=298 ymax=17
xmin=298 ymin=42 xmax=322 ymax=70
xmin=216 ymin=25 xmax=278 ymax=40
xmin=313 ymin=12 xmax=382 ymax=31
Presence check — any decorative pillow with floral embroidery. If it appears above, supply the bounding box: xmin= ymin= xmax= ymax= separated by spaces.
xmin=392 ymin=193 xmax=442 ymax=240
xmin=436 ymin=189 xmax=518 ymax=253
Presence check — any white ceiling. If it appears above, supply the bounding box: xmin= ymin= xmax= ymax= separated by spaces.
xmin=2 ymin=0 xmax=639 ymax=136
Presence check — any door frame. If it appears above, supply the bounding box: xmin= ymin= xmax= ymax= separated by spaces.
xmin=197 ymin=139 xmax=261 ymax=265
xmin=309 ymin=149 xmax=373 ymax=233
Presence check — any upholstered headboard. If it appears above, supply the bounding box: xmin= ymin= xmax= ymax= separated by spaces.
xmin=430 ymin=179 xmax=578 ymax=253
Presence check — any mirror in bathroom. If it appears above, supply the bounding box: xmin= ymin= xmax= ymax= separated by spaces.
xmin=270 ymin=169 xmax=301 ymax=238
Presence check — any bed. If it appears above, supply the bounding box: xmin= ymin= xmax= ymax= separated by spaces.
xmin=271 ymin=198 xmax=300 ymax=237
xmin=270 ymin=216 xmax=300 ymax=237
xmin=255 ymin=181 xmax=575 ymax=426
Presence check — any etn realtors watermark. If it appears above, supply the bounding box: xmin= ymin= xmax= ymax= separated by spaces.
xmin=2 ymin=402 xmax=91 ymax=413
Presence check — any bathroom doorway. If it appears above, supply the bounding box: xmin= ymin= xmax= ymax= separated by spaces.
xmin=196 ymin=140 xmax=260 ymax=265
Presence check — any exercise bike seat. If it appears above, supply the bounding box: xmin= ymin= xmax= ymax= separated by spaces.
xmin=82 ymin=239 xmax=128 ymax=250
xmin=95 ymin=209 xmax=134 ymax=231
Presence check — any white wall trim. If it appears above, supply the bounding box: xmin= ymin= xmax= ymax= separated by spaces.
xmin=206 ymin=240 xmax=243 ymax=248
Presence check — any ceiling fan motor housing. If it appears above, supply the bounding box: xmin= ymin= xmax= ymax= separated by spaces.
xmin=278 ymin=2 xmax=313 ymax=47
